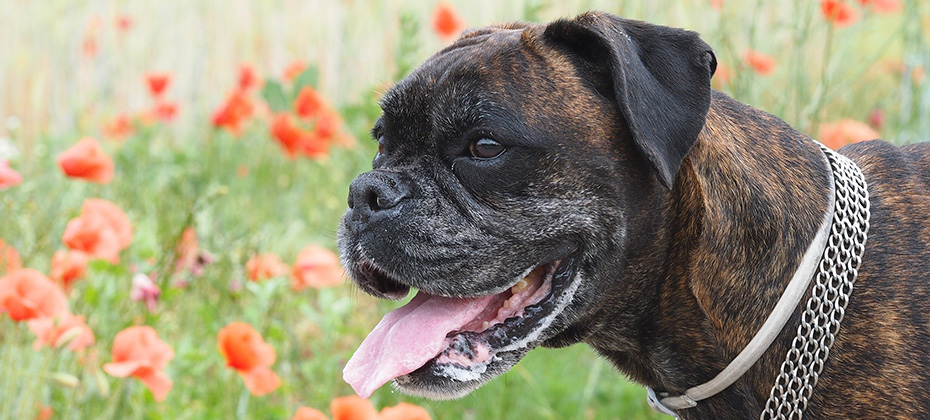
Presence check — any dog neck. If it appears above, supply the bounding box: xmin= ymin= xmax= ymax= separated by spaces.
xmin=591 ymin=92 xmax=834 ymax=418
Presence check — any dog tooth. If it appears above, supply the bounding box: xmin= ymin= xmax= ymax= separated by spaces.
xmin=511 ymin=278 xmax=529 ymax=293
xmin=482 ymin=321 xmax=489 ymax=330
xmin=503 ymin=299 xmax=512 ymax=309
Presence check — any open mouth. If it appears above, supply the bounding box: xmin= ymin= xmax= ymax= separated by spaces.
xmin=343 ymin=254 xmax=581 ymax=399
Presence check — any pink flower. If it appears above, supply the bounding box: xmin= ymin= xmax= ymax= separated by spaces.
xmin=131 ymin=274 xmax=161 ymax=312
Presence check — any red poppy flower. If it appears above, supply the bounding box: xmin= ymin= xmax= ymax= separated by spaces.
xmin=0 ymin=269 xmax=68 ymax=322
xmin=103 ymin=326 xmax=175 ymax=401
xmin=217 ymin=322 xmax=281 ymax=396
xmin=36 ymin=406 xmax=53 ymax=420
xmin=146 ymin=73 xmax=171 ymax=98
xmin=292 ymin=245 xmax=344 ymax=291
xmin=212 ymin=90 xmax=254 ymax=135
xmin=103 ymin=114 xmax=134 ymax=141
xmin=380 ymin=402 xmax=432 ymax=420
xmin=62 ymin=198 xmax=132 ymax=263
xmin=315 ymin=110 xmax=355 ymax=148
xmin=294 ymin=87 xmax=326 ymax=120
xmin=246 ymin=253 xmax=289 ymax=281
xmin=821 ymin=0 xmax=860 ymax=27
xmin=83 ymin=198 xmax=133 ymax=249
xmin=0 ymin=239 xmax=22 ymax=275
xmin=859 ymin=0 xmax=902 ymax=14
xmin=239 ymin=63 xmax=259 ymax=91
xmin=28 ymin=311 xmax=95 ymax=351
xmin=331 ymin=396 xmax=379 ymax=420
xmin=270 ymin=114 xmax=308 ymax=158
xmin=152 ymin=101 xmax=179 ymax=122
xmin=743 ymin=49 xmax=777 ymax=76
xmin=432 ymin=3 xmax=465 ymax=40
xmin=115 ymin=14 xmax=134 ymax=32
xmin=300 ymin=131 xmax=329 ymax=158
xmin=0 ymin=161 xmax=23 ymax=190
xmin=293 ymin=407 xmax=329 ymax=420
xmin=50 ymin=250 xmax=89 ymax=288
xmin=315 ymin=111 xmax=340 ymax=140
xmin=63 ymin=213 xmax=121 ymax=263
xmin=818 ymin=119 xmax=880 ymax=150
xmin=283 ymin=60 xmax=308 ymax=83
xmin=57 ymin=137 xmax=114 ymax=184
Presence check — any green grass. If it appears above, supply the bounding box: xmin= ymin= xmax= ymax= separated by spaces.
xmin=1 ymin=1 xmax=929 ymax=419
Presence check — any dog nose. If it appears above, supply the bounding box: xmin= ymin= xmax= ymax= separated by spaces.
xmin=347 ymin=171 xmax=410 ymax=222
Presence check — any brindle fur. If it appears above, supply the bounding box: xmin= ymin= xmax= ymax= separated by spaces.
xmin=339 ymin=11 xmax=930 ymax=419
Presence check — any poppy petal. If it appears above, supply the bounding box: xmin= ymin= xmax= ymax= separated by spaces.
xmin=293 ymin=407 xmax=329 ymax=420
xmin=331 ymin=395 xmax=379 ymax=420
xmin=136 ymin=368 xmax=174 ymax=402
xmin=240 ymin=367 xmax=281 ymax=396
xmin=103 ymin=360 xmax=146 ymax=377
xmin=380 ymin=402 xmax=432 ymax=420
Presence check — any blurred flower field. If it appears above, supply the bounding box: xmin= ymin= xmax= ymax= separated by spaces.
xmin=0 ymin=1 xmax=928 ymax=419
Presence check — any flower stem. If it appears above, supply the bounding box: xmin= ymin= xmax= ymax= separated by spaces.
xmin=236 ymin=386 xmax=250 ymax=419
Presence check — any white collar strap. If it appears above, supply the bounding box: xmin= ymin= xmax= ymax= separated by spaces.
xmin=646 ymin=144 xmax=841 ymax=417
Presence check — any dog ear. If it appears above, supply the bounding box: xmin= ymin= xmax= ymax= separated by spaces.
xmin=543 ymin=12 xmax=716 ymax=188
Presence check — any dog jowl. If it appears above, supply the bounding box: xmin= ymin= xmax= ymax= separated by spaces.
xmin=338 ymin=10 xmax=930 ymax=420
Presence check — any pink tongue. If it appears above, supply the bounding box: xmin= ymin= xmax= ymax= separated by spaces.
xmin=343 ymin=291 xmax=495 ymax=398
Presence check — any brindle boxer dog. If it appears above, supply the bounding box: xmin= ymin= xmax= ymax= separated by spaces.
xmin=338 ymin=11 xmax=930 ymax=419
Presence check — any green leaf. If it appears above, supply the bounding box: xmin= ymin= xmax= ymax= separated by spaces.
xmin=87 ymin=259 xmax=131 ymax=277
xmin=290 ymin=66 xmax=319 ymax=100
xmin=260 ymin=80 xmax=289 ymax=113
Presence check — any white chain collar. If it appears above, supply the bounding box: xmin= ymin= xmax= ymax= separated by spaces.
xmin=647 ymin=144 xmax=871 ymax=419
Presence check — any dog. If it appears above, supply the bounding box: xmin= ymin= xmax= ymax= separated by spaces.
xmin=337 ymin=11 xmax=930 ymax=419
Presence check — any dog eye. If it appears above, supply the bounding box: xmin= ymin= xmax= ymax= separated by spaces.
xmin=470 ymin=138 xmax=505 ymax=159
xmin=377 ymin=136 xmax=386 ymax=156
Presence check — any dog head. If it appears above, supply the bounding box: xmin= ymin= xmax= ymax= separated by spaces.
xmin=338 ymin=11 xmax=716 ymax=399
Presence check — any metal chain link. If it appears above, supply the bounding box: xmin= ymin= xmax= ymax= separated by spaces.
xmin=760 ymin=145 xmax=871 ymax=420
